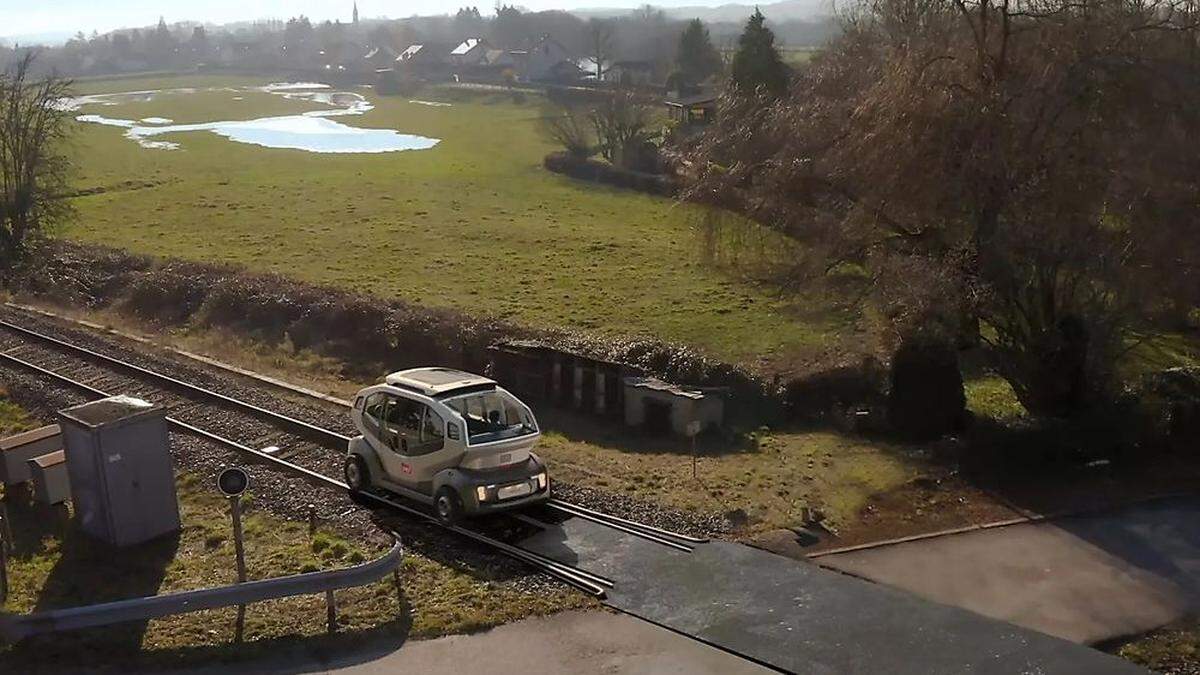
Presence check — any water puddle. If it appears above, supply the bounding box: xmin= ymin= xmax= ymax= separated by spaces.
xmin=66 ymin=83 xmax=439 ymax=154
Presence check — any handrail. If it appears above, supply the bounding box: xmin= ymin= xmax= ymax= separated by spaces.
xmin=0 ymin=537 xmax=402 ymax=643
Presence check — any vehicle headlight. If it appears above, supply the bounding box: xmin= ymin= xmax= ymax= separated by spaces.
xmin=535 ymin=472 xmax=548 ymax=490
xmin=476 ymin=486 xmax=488 ymax=502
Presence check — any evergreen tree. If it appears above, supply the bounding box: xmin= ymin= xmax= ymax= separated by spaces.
xmin=675 ymin=19 xmax=722 ymax=85
xmin=730 ymin=9 xmax=788 ymax=96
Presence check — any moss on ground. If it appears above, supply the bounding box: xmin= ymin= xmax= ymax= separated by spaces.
xmin=1111 ymin=617 xmax=1200 ymax=674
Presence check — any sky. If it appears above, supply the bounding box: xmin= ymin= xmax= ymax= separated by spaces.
xmin=0 ymin=0 xmax=735 ymax=44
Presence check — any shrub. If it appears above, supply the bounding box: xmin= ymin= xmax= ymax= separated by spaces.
xmin=887 ymin=335 xmax=967 ymax=440
xmin=1132 ymin=367 xmax=1200 ymax=451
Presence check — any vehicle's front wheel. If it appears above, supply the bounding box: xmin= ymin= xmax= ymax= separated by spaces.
xmin=345 ymin=455 xmax=369 ymax=494
xmin=435 ymin=487 xmax=463 ymax=526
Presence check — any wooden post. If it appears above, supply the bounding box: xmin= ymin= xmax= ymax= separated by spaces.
xmin=231 ymin=495 xmax=247 ymax=641
xmin=0 ymin=511 xmax=8 ymax=605
xmin=308 ymin=504 xmax=318 ymax=537
xmin=393 ymin=568 xmax=403 ymax=606
xmin=687 ymin=420 xmax=702 ymax=480
xmin=326 ymin=589 xmax=337 ymax=632
xmin=0 ymin=502 xmax=11 ymax=553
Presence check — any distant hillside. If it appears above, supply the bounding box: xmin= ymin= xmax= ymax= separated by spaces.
xmin=0 ymin=30 xmax=76 ymax=47
xmin=571 ymin=0 xmax=839 ymax=46
xmin=573 ymin=0 xmax=836 ymax=23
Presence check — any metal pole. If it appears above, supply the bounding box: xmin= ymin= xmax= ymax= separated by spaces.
xmin=231 ymin=495 xmax=247 ymax=641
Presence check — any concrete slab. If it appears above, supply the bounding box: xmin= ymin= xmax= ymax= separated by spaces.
xmin=129 ymin=610 xmax=768 ymax=675
xmin=819 ymin=495 xmax=1200 ymax=645
xmin=519 ymin=517 xmax=1142 ymax=673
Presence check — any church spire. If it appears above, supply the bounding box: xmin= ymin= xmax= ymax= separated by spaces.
xmin=353 ymin=2 xmax=359 ymax=24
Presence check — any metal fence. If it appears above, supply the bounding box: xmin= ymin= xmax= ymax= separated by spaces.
xmin=0 ymin=537 xmax=402 ymax=644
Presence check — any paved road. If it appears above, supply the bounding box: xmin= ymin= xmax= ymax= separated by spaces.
xmin=520 ymin=518 xmax=1143 ymax=673
xmin=132 ymin=610 xmax=768 ymax=675
xmin=819 ymin=495 xmax=1200 ymax=644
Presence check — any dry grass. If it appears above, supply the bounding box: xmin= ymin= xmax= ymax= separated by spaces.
xmin=538 ymin=409 xmax=920 ymax=535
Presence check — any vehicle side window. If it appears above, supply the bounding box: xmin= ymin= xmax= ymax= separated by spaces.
xmin=363 ymin=393 xmax=386 ymax=438
xmin=387 ymin=398 xmax=423 ymax=437
xmin=419 ymin=408 xmax=445 ymax=453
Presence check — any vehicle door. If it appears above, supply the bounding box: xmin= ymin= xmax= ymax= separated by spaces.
xmin=381 ymin=395 xmax=426 ymax=490
xmin=400 ymin=406 xmax=464 ymax=492
xmin=361 ymin=391 xmax=409 ymax=483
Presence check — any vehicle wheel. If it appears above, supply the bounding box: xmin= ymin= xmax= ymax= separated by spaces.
xmin=344 ymin=455 xmax=369 ymax=494
xmin=435 ymin=487 xmax=463 ymax=526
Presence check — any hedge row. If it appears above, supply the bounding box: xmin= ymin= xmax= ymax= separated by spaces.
xmin=543 ymin=151 xmax=678 ymax=197
xmin=14 ymin=242 xmax=890 ymax=424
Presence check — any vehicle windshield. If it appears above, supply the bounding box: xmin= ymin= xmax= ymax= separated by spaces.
xmin=444 ymin=389 xmax=537 ymax=445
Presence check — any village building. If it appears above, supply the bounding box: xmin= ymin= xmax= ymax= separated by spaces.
xmin=515 ymin=35 xmax=578 ymax=83
xmin=608 ymin=60 xmax=655 ymax=86
xmin=449 ymin=37 xmax=490 ymax=67
xmin=664 ymin=91 xmax=718 ymax=127
xmin=363 ymin=45 xmax=398 ymax=73
xmin=396 ymin=43 xmax=451 ymax=79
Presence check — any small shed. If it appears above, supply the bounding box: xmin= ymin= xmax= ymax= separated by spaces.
xmin=664 ymin=92 xmax=718 ymax=126
xmin=0 ymin=424 xmax=62 ymax=486
xmin=58 ymin=396 xmax=181 ymax=547
xmin=623 ymin=377 xmax=725 ymax=436
xmin=27 ymin=450 xmax=70 ymax=505
xmin=488 ymin=340 xmax=626 ymax=416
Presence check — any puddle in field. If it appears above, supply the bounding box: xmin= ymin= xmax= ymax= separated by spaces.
xmin=64 ymin=83 xmax=439 ymax=154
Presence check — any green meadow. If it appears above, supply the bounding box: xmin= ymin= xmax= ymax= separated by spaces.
xmin=61 ymin=75 xmax=846 ymax=373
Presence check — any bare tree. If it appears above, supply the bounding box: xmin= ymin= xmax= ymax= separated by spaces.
xmin=589 ymin=90 xmax=657 ymax=169
xmin=541 ymin=104 xmax=595 ymax=158
xmin=585 ymin=19 xmax=617 ymax=82
xmin=687 ymin=0 xmax=1200 ymax=416
xmin=0 ymin=53 xmax=73 ymax=275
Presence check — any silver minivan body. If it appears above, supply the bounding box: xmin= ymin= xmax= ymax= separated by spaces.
xmin=345 ymin=368 xmax=549 ymax=519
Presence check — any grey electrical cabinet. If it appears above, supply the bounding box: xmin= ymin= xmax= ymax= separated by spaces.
xmin=57 ymin=396 xmax=181 ymax=547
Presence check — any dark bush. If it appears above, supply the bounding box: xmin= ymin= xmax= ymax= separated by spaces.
xmin=543 ymin=151 xmax=677 ymax=197
xmin=1132 ymin=367 xmax=1200 ymax=451
xmin=887 ymin=335 xmax=967 ymax=440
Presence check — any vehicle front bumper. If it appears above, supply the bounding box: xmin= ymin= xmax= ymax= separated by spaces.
xmin=456 ymin=457 xmax=550 ymax=514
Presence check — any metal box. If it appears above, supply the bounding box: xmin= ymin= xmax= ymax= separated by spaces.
xmin=57 ymin=396 xmax=181 ymax=546
xmin=27 ymin=450 xmax=71 ymax=505
xmin=0 ymin=425 xmax=62 ymax=486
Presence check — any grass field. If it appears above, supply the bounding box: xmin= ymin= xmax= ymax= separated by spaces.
xmin=60 ymin=75 xmax=847 ymax=375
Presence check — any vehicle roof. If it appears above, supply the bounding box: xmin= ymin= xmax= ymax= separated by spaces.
xmin=384 ymin=367 xmax=496 ymax=397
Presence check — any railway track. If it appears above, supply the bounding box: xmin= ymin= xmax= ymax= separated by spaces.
xmin=0 ymin=314 xmax=705 ymax=597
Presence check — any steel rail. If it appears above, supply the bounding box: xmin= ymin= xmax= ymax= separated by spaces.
xmin=536 ymin=503 xmax=694 ymax=552
xmin=548 ymin=498 xmax=708 ymax=545
xmin=0 ymin=318 xmax=352 ymax=447
xmin=0 ymin=348 xmax=610 ymax=598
